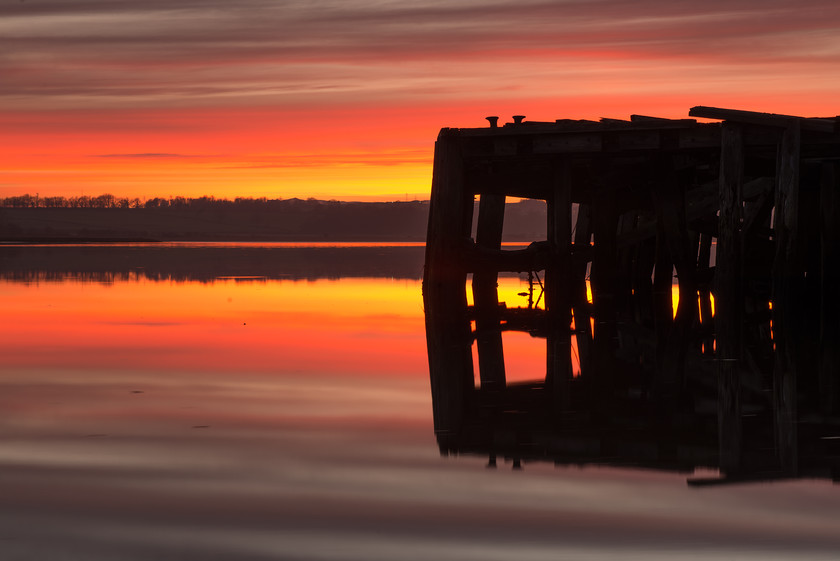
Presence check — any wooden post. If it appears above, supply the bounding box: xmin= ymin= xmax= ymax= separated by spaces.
xmin=473 ymin=193 xmax=507 ymax=390
xmin=697 ymin=233 xmax=714 ymax=355
xmin=589 ymin=182 xmax=619 ymax=398
xmin=772 ymin=120 xmax=801 ymax=474
xmin=819 ymin=162 xmax=840 ymax=415
xmin=546 ymin=160 xmax=572 ymax=410
xmin=716 ymin=122 xmax=744 ymax=474
xmin=653 ymin=173 xmax=696 ymax=394
xmin=653 ymin=215 xmax=674 ymax=389
xmin=423 ymin=129 xmax=475 ymax=451
xmin=572 ymin=203 xmax=593 ymax=379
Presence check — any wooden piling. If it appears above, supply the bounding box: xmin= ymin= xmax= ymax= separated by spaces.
xmin=546 ymin=161 xmax=573 ymax=409
xmin=771 ymin=120 xmax=801 ymax=474
xmin=697 ymin=233 xmax=714 ymax=354
xmin=820 ymin=162 xmax=840 ymax=415
xmin=653 ymin=215 xmax=674 ymax=391
xmin=572 ymin=203 xmax=593 ymax=378
xmin=716 ymin=122 xmax=744 ymax=474
xmin=423 ymin=129 xmax=475 ymax=448
xmin=654 ymin=170 xmax=696 ymax=395
xmin=473 ymin=193 xmax=507 ymax=390
xmin=589 ymin=180 xmax=620 ymax=398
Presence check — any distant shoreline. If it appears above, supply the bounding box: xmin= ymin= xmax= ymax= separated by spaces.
xmin=2 ymin=237 xmax=163 ymax=244
xmin=0 ymin=199 xmax=547 ymax=243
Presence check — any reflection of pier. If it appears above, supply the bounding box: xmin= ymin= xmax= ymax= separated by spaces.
xmin=423 ymin=107 xmax=840 ymax=484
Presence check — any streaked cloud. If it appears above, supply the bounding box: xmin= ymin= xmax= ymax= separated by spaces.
xmin=93 ymin=153 xmax=197 ymax=159
xmin=1 ymin=1 xmax=838 ymax=198
xmin=3 ymin=0 xmax=840 ymax=109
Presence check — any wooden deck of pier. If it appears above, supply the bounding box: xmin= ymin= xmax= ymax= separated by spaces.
xmin=423 ymin=106 xmax=840 ymax=483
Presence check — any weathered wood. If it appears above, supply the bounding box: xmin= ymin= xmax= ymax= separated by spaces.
xmin=473 ymin=193 xmax=507 ymax=390
xmin=772 ymin=120 xmax=801 ymax=474
xmin=546 ymin=161 xmax=573 ymax=409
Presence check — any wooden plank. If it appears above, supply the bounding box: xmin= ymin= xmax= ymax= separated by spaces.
xmin=617 ymin=131 xmax=660 ymax=150
xmin=630 ymin=115 xmax=697 ymax=125
xmin=473 ymin=193 xmax=507 ymax=390
xmin=715 ymin=122 xmax=744 ymax=474
xmin=689 ymin=106 xmax=835 ymax=133
xmin=771 ymin=120 xmax=801 ymax=474
xmin=467 ymin=240 xmax=558 ymax=273
xmin=533 ymin=134 xmax=602 ymax=154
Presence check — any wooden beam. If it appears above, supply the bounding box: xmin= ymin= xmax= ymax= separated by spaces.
xmin=689 ymin=106 xmax=836 ymax=133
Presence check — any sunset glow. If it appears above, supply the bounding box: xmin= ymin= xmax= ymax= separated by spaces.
xmin=3 ymin=1 xmax=840 ymax=200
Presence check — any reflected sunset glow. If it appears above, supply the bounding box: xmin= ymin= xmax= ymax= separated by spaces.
xmin=1 ymin=277 xmax=426 ymax=377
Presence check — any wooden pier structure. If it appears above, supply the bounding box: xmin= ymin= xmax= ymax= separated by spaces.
xmin=423 ymin=106 xmax=840 ymax=483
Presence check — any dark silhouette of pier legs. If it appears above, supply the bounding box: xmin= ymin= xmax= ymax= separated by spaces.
xmin=424 ymin=108 xmax=840 ymax=482
xmin=473 ymin=193 xmax=507 ymax=391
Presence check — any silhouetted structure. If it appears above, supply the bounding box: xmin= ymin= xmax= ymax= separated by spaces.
xmin=423 ymin=107 xmax=840 ymax=484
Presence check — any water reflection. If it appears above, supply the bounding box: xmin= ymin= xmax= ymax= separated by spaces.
xmin=425 ymin=273 xmax=840 ymax=487
xmin=0 ymin=242 xmax=427 ymax=283
xmin=3 ymin=244 xmax=840 ymax=559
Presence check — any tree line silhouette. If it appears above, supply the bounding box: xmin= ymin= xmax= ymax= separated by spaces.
xmin=0 ymin=193 xmax=302 ymax=209
xmin=0 ymin=194 xmax=547 ymax=241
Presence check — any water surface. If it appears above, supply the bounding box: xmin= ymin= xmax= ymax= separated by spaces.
xmin=1 ymin=243 xmax=838 ymax=560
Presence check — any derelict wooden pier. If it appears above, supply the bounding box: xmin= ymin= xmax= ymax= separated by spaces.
xmin=423 ymin=107 xmax=840 ymax=483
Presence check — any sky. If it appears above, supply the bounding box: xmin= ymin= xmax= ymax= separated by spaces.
xmin=2 ymin=0 xmax=840 ymax=201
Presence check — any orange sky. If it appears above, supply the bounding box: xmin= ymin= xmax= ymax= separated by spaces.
xmin=2 ymin=1 xmax=840 ymax=201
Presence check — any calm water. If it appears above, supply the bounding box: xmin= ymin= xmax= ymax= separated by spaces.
xmin=1 ymin=244 xmax=838 ymax=560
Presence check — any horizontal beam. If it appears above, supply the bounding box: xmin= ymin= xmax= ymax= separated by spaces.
xmin=690 ymin=106 xmax=837 ymax=133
